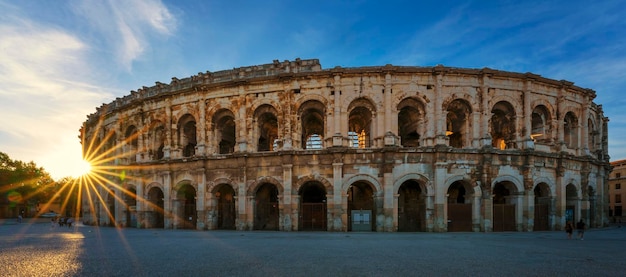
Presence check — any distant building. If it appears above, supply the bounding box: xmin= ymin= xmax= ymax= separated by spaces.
xmin=609 ymin=159 xmax=626 ymax=222
xmin=79 ymin=59 xmax=611 ymax=232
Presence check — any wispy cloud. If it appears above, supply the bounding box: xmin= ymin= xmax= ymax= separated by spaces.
xmin=71 ymin=0 xmax=177 ymax=71
xmin=0 ymin=6 xmax=111 ymax=179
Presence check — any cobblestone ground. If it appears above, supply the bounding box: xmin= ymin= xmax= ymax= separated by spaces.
xmin=1 ymin=219 xmax=625 ymax=277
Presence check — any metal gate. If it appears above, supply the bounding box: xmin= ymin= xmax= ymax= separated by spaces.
xmin=300 ymin=203 xmax=326 ymax=231
xmin=534 ymin=204 xmax=549 ymax=231
xmin=351 ymin=210 xmax=372 ymax=231
xmin=448 ymin=203 xmax=472 ymax=232
xmin=493 ymin=204 xmax=516 ymax=231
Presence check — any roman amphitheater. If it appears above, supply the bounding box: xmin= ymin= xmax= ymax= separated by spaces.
xmin=80 ymin=59 xmax=610 ymax=232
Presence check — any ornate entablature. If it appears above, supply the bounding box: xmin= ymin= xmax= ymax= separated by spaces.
xmin=80 ymin=59 xmax=610 ymax=233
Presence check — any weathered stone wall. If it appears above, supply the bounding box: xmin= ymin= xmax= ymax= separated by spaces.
xmin=80 ymin=59 xmax=610 ymax=232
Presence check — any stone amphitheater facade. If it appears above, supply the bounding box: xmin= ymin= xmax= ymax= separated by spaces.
xmin=80 ymin=59 xmax=610 ymax=232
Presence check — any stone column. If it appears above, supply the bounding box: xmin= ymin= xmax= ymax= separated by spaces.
xmin=480 ymin=73 xmax=492 ymax=147
xmin=473 ymin=193 xmax=481 ymax=232
xmin=332 ymin=74 xmax=343 ymax=146
xmin=332 ymin=162 xmax=344 ymax=231
xmin=237 ymin=90 xmax=248 ymax=152
xmin=383 ymin=172 xmax=394 ymax=232
xmin=392 ymin=194 xmax=399 ymax=232
xmin=523 ymin=80 xmax=534 ymax=149
xmin=434 ymin=72 xmax=447 ymax=145
xmin=196 ymin=168 xmax=206 ymax=230
xmin=162 ymin=171 xmax=172 ymax=229
xmin=197 ymin=98 xmax=206 ymax=155
xmin=282 ymin=164 xmax=293 ymax=231
xmin=164 ymin=99 xmax=173 ymax=159
xmin=136 ymin=178 xmax=144 ymax=228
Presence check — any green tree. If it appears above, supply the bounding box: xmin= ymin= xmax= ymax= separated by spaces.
xmin=0 ymin=152 xmax=55 ymax=217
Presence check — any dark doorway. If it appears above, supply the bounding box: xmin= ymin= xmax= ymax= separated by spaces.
xmin=447 ymin=181 xmax=472 ymax=232
xmin=216 ymin=185 xmax=236 ymax=230
xmin=254 ymin=183 xmax=279 ymax=230
xmin=533 ymin=184 xmax=550 ymax=231
xmin=147 ymin=187 xmax=164 ymax=228
xmin=124 ymin=188 xmax=137 ymax=228
xmin=299 ymin=182 xmax=327 ymax=231
xmin=177 ymin=184 xmax=197 ymax=229
xmin=348 ymin=182 xmax=375 ymax=231
xmin=398 ymin=180 xmax=424 ymax=232
xmin=493 ymin=182 xmax=516 ymax=232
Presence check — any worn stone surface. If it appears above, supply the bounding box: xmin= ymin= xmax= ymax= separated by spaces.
xmin=80 ymin=59 xmax=610 ymax=232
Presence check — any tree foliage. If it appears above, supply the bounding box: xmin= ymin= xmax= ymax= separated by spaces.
xmin=0 ymin=151 xmax=56 ymax=208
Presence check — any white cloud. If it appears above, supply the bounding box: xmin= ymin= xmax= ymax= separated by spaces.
xmin=71 ymin=0 xmax=177 ymax=71
xmin=0 ymin=10 xmax=111 ymax=179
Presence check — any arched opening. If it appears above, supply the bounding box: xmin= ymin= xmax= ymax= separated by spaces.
xmin=533 ymin=183 xmax=551 ymax=231
xmin=124 ymin=187 xmax=137 ymax=228
xmin=152 ymin=123 xmax=165 ymax=160
xmin=564 ymin=112 xmax=579 ymax=149
xmin=147 ymin=187 xmax=164 ymax=228
xmin=348 ymin=182 xmax=375 ymax=231
xmin=446 ymin=99 xmax=472 ymax=148
xmin=493 ymin=181 xmax=517 ymax=231
xmin=565 ymin=184 xmax=578 ymax=223
xmin=213 ymin=109 xmax=236 ymax=154
xmin=299 ymin=101 xmax=325 ymax=150
xmin=397 ymin=180 xmax=424 ymax=232
xmin=348 ymin=98 xmax=374 ymax=148
xmin=588 ymin=118 xmax=597 ymax=151
xmin=215 ymin=184 xmax=236 ymax=230
xmin=254 ymin=183 xmax=279 ymax=230
xmin=531 ymin=105 xmax=551 ymax=142
xmin=299 ymin=182 xmax=327 ymax=231
xmin=255 ymin=105 xmax=279 ymax=152
xmin=491 ymin=101 xmax=516 ymax=150
xmin=178 ymin=114 xmax=197 ymax=157
xmin=176 ymin=184 xmax=197 ymax=229
xmin=124 ymin=125 xmax=138 ymax=163
xmin=398 ymin=98 xmax=425 ymax=147
xmin=447 ymin=181 xmax=473 ymax=232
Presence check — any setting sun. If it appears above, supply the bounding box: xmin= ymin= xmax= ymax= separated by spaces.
xmin=75 ymin=158 xmax=92 ymax=177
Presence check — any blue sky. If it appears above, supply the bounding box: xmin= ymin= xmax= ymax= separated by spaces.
xmin=1 ymin=0 xmax=625 ymax=179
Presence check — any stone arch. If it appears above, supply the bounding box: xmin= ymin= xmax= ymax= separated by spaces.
xmin=491 ymin=100 xmax=517 ymax=150
xmin=253 ymin=104 xmax=280 ymax=152
xmin=396 ymin=177 xmax=429 ymax=232
xmin=297 ymin=100 xmax=326 ymax=150
xmin=533 ymin=177 xmax=556 ymax=196
xmin=588 ymin=115 xmax=597 ymax=151
xmin=145 ymin=183 xmax=164 ymax=228
xmin=491 ymin=175 xmax=524 ymax=193
xmin=212 ymin=182 xmax=236 ymax=230
xmin=347 ymin=97 xmax=377 ymax=148
xmin=177 ymin=113 xmax=197 ymax=157
xmin=564 ymin=111 xmax=579 ymax=149
xmin=208 ymin=177 xmax=237 ymax=194
xmin=212 ymin=108 xmax=237 ymax=154
xmin=445 ymin=98 xmax=472 ymax=148
xmin=531 ymin=104 xmax=553 ymax=143
xmin=445 ymin=178 xmax=475 ymax=232
xmin=393 ymin=173 xmax=432 ymax=196
xmin=342 ymin=174 xmax=383 ymax=195
xmin=397 ymin=97 xmax=427 ymax=147
xmin=173 ymin=180 xmax=197 ymax=229
xmin=533 ymin=181 xmax=552 ymax=231
xmin=491 ymin=177 xmax=521 ymax=232
xmin=148 ymin=120 xmax=166 ymax=160
xmin=247 ymin=176 xmax=284 ymax=196
xmin=293 ymin=175 xmax=333 ymax=196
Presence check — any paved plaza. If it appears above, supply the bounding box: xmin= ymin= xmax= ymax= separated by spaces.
xmin=1 ymin=219 xmax=625 ymax=276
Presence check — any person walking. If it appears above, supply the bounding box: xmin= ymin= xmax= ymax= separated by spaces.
xmin=577 ymin=219 xmax=586 ymax=240
xmin=565 ymin=221 xmax=574 ymax=239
